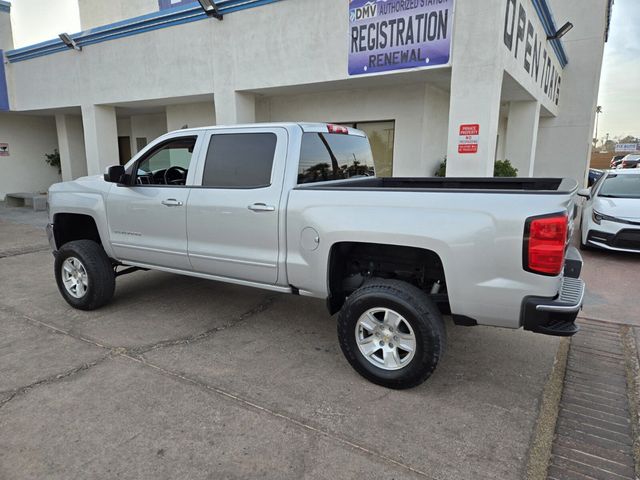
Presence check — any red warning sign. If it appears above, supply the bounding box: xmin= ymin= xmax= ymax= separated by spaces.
xmin=458 ymin=124 xmax=479 ymax=154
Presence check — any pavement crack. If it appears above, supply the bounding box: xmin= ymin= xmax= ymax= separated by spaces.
xmin=127 ymin=295 xmax=277 ymax=357
xmin=119 ymin=352 xmax=435 ymax=479
xmin=0 ymin=244 xmax=50 ymax=259
xmin=0 ymin=354 xmax=111 ymax=411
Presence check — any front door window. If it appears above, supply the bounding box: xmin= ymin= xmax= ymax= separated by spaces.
xmin=135 ymin=137 xmax=196 ymax=185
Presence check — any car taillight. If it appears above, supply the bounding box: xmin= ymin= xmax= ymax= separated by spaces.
xmin=524 ymin=213 xmax=568 ymax=276
xmin=327 ymin=124 xmax=349 ymax=134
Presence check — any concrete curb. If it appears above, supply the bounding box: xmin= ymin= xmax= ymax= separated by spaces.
xmin=620 ymin=325 xmax=640 ymax=478
xmin=526 ymin=337 xmax=570 ymax=480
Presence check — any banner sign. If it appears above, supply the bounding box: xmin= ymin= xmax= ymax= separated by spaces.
xmin=0 ymin=143 xmax=9 ymax=157
xmin=458 ymin=124 xmax=479 ymax=154
xmin=503 ymin=0 xmax=563 ymax=106
xmin=615 ymin=143 xmax=638 ymax=153
xmin=349 ymin=0 xmax=454 ymax=76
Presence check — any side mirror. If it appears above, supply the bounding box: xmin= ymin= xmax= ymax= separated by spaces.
xmin=577 ymin=188 xmax=591 ymax=199
xmin=104 ymin=165 xmax=125 ymax=184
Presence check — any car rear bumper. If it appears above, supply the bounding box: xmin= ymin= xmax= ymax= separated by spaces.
xmin=521 ymin=247 xmax=584 ymax=337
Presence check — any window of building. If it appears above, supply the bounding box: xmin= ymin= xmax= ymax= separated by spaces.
xmin=136 ymin=137 xmax=148 ymax=152
xmin=135 ymin=136 xmax=196 ymax=185
xmin=298 ymin=132 xmax=375 ymax=184
xmin=342 ymin=121 xmax=395 ymax=177
xmin=202 ymin=133 xmax=277 ymax=188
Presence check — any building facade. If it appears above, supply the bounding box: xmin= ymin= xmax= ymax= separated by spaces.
xmin=0 ymin=0 xmax=612 ymax=199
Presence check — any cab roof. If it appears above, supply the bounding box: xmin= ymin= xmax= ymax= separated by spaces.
xmin=166 ymin=122 xmax=366 ymax=137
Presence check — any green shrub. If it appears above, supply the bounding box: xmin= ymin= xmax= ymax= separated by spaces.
xmin=434 ymin=158 xmax=518 ymax=177
xmin=494 ymin=159 xmax=518 ymax=177
xmin=45 ymin=149 xmax=61 ymax=174
xmin=434 ymin=157 xmax=447 ymax=177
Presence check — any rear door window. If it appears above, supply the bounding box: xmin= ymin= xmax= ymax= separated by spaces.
xmin=202 ymin=133 xmax=277 ymax=188
xmin=298 ymin=133 xmax=375 ymax=184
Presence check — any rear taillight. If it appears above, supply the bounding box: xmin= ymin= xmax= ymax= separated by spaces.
xmin=327 ymin=124 xmax=349 ymax=134
xmin=524 ymin=213 xmax=568 ymax=276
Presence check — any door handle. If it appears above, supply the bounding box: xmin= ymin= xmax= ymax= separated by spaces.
xmin=161 ymin=198 xmax=183 ymax=207
xmin=248 ymin=203 xmax=275 ymax=212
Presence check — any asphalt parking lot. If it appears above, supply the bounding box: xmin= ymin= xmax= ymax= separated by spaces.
xmin=0 ymin=205 xmax=638 ymax=480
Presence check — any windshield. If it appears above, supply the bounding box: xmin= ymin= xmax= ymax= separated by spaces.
xmin=598 ymin=174 xmax=640 ymax=198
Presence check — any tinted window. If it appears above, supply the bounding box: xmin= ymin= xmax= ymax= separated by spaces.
xmin=298 ymin=133 xmax=375 ymax=184
xmin=598 ymin=174 xmax=640 ymax=199
xmin=203 ymin=133 xmax=277 ymax=188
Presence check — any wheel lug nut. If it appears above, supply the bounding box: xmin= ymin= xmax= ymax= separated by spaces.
xmin=393 ymin=335 xmax=398 ymax=341
xmin=389 ymin=343 xmax=394 ymax=348
xmin=379 ymin=341 xmax=384 ymax=346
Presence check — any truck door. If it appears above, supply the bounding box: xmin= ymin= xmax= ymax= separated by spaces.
xmin=186 ymin=127 xmax=288 ymax=284
xmin=106 ymin=134 xmax=202 ymax=270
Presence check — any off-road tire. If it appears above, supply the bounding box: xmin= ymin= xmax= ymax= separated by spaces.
xmin=337 ymin=279 xmax=446 ymax=389
xmin=54 ymin=240 xmax=115 ymax=310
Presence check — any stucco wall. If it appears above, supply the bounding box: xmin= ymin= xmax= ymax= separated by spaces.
xmin=0 ymin=113 xmax=61 ymax=200
xmin=130 ymin=113 xmax=167 ymax=153
xmin=166 ymin=102 xmax=216 ymax=132
xmin=259 ymin=83 xmax=450 ymax=176
xmin=535 ymin=0 xmax=608 ymax=184
xmin=2 ymin=0 xmax=606 ymax=184
xmin=78 ymin=0 xmax=159 ymax=30
xmin=0 ymin=7 xmax=12 ymax=51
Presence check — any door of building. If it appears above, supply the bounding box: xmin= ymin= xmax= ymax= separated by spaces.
xmin=117 ymin=136 xmax=131 ymax=165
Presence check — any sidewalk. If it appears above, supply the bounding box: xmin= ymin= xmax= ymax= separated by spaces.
xmin=537 ymin=238 xmax=640 ymax=480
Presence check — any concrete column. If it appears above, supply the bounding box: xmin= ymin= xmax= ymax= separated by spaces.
xmin=214 ymin=91 xmax=255 ymax=125
xmin=446 ymin=68 xmax=503 ymax=177
xmin=444 ymin=0 xmax=506 ymax=177
xmin=504 ymin=101 xmax=541 ymax=177
xmin=81 ymin=105 xmax=119 ymax=175
xmin=55 ymin=114 xmax=87 ymax=181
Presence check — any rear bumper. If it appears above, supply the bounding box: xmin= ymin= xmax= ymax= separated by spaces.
xmin=521 ymin=247 xmax=584 ymax=337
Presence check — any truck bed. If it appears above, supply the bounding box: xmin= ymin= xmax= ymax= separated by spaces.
xmin=297 ymin=177 xmax=577 ymax=194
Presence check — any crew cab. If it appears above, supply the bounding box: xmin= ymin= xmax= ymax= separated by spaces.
xmin=47 ymin=123 xmax=585 ymax=389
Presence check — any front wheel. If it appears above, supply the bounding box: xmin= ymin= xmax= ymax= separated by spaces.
xmin=54 ymin=240 xmax=115 ymax=310
xmin=337 ymin=279 xmax=446 ymax=389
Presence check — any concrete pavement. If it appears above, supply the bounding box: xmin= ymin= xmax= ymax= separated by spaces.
xmin=0 ymin=206 xmax=574 ymax=479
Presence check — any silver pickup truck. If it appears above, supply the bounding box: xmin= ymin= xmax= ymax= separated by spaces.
xmin=47 ymin=122 xmax=585 ymax=389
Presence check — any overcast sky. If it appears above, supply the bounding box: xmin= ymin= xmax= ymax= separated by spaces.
xmin=596 ymin=0 xmax=640 ymax=140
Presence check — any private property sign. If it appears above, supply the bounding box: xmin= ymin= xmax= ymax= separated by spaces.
xmin=349 ymin=0 xmax=454 ymax=76
xmin=458 ymin=124 xmax=479 ymax=154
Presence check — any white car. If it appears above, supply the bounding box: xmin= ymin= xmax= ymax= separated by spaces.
xmin=579 ymin=169 xmax=640 ymax=252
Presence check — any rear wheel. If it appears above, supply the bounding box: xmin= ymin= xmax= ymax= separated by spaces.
xmin=337 ymin=279 xmax=446 ymax=389
xmin=54 ymin=240 xmax=115 ymax=310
